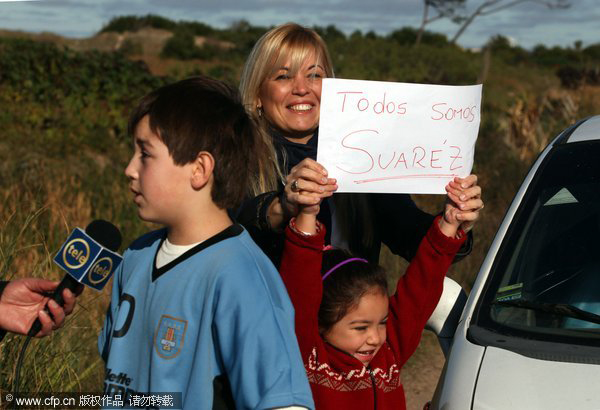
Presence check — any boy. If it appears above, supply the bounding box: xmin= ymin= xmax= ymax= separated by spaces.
xmin=98 ymin=77 xmax=314 ymax=409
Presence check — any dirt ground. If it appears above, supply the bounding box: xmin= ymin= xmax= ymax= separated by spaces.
xmin=402 ymin=331 xmax=446 ymax=410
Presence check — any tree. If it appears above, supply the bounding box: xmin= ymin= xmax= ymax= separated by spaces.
xmin=419 ymin=0 xmax=571 ymax=45
xmin=416 ymin=0 xmax=466 ymax=46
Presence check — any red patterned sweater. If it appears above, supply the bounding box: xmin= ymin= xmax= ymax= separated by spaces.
xmin=280 ymin=216 xmax=466 ymax=410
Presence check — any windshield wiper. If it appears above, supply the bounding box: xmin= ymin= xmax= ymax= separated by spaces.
xmin=493 ymin=299 xmax=600 ymax=326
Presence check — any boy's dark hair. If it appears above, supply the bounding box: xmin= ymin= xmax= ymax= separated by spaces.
xmin=318 ymin=249 xmax=388 ymax=335
xmin=128 ymin=76 xmax=259 ymax=209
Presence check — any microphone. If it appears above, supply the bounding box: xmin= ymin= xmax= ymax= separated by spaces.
xmin=27 ymin=220 xmax=123 ymax=337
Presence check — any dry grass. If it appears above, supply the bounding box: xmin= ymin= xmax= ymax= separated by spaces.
xmin=0 ymin=172 xmax=115 ymax=394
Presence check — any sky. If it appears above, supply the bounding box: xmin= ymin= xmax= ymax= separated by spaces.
xmin=0 ymin=0 xmax=598 ymax=50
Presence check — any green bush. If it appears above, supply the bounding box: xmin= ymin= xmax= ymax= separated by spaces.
xmin=161 ymin=29 xmax=200 ymax=60
xmin=100 ymin=14 xmax=177 ymax=33
xmin=0 ymin=38 xmax=167 ymax=153
xmin=388 ymin=27 xmax=450 ymax=47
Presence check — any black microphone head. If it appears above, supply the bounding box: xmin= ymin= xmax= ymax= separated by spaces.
xmin=85 ymin=219 xmax=122 ymax=252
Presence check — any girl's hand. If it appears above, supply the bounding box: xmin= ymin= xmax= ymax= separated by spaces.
xmin=284 ymin=158 xmax=338 ymax=218
xmin=295 ymin=191 xmax=323 ymax=235
xmin=442 ymin=174 xmax=484 ymax=236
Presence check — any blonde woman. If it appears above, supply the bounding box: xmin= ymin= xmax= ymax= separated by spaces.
xmin=237 ymin=23 xmax=481 ymax=265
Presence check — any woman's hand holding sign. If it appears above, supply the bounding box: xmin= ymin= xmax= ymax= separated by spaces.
xmin=284 ymin=158 xmax=338 ymax=217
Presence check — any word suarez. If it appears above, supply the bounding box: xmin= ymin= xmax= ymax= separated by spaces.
xmin=336 ymin=129 xmax=464 ymax=183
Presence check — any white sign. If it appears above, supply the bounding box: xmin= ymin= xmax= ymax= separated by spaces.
xmin=317 ymin=79 xmax=482 ymax=194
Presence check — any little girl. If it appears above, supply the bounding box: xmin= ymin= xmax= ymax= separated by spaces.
xmin=279 ymin=176 xmax=482 ymax=409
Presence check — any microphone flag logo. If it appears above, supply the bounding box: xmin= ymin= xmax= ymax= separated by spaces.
xmin=54 ymin=228 xmax=123 ymax=291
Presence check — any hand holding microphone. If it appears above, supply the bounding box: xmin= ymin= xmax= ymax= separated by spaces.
xmin=4 ymin=220 xmax=122 ymax=403
xmin=0 ymin=278 xmax=78 ymax=337
xmin=25 ymin=219 xmax=122 ymax=337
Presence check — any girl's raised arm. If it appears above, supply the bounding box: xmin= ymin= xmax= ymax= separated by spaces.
xmin=386 ymin=176 xmax=483 ymax=365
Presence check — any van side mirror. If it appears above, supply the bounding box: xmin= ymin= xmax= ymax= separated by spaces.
xmin=425 ymin=276 xmax=468 ymax=357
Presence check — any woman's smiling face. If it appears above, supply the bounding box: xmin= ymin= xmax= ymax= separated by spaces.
xmin=258 ymin=51 xmax=325 ymax=144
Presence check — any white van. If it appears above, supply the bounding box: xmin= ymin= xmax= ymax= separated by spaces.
xmin=429 ymin=115 xmax=600 ymax=410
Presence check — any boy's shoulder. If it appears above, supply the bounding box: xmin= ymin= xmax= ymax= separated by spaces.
xmin=125 ymin=228 xmax=166 ymax=255
xmin=202 ymin=225 xmax=273 ymax=272
xmin=200 ymin=225 xmax=288 ymax=303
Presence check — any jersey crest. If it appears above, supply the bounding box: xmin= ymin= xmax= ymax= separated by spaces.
xmin=154 ymin=315 xmax=187 ymax=359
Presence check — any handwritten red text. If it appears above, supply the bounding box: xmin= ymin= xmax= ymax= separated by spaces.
xmin=337 ymin=91 xmax=407 ymax=115
xmin=336 ymin=129 xmax=464 ymax=177
xmin=431 ymin=103 xmax=477 ymax=122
